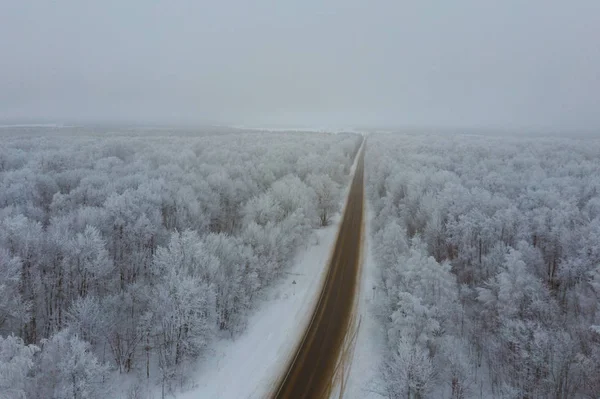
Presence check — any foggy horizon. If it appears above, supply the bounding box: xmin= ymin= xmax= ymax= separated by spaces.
xmin=2 ymin=1 xmax=600 ymax=131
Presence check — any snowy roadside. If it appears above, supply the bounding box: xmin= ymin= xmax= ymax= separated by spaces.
xmin=324 ymin=135 xmax=384 ymax=399
xmin=164 ymin=138 xmax=366 ymax=399
xmin=174 ymin=220 xmax=341 ymax=399
xmin=339 ymin=205 xmax=386 ymax=399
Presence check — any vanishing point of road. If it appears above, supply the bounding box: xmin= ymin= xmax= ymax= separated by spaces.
xmin=272 ymin=140 xmax=365 ymax=399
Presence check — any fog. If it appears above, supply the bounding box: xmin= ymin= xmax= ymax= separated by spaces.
xmin=1 ymin=0 xmax=599 ymax=130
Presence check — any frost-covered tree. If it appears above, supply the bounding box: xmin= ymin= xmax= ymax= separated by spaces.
xmin=147 ymin=267 xmax=215 ymax=392
xmin=242 ymin=192 xmax=284 ymax=227
xmin=367 ymin=133 xmax=600 ymax=398
xmin=67 ymin=225 xmax=113 ymax=298
xmin=306 ymin=174 xmax=340 ymax=226
xmin=0 ymin=128 xmax=362 ymax=395
xmin=0 ymin=214 xmax=44 ymax=344
xmin=382 ymin=338 xmax=435 ymax=399
xmin=271 ymin=175 xmax=317 ymax=223
xmin=203 ymin=233 xmax=255 ymax=333
xmin=0 ymin=335 xmax=38 ymax=399
xmin=28 ymin=329 xmax=111 ymax=399
xmin=0 ymin=249 xmax=29 ymax=333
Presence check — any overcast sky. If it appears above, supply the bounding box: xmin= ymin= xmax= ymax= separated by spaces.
xmin=1 ymin=0 xmax=599 ymax=129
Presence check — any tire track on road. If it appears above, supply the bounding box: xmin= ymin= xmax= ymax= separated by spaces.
xmin=272 ymin=140 xmax=365 ymax=399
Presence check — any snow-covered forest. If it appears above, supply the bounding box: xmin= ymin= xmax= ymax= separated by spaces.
xmin=367 ymin=133 xmax=600 ymax=398
xmin=0 ymin=127 xmax=361 ymax=398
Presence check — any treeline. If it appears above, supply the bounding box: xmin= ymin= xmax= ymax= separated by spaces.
xmin=367 ymin=133 xmax=600 ymax=398
xmin=0 ymin=128 xmax=362 ymax=398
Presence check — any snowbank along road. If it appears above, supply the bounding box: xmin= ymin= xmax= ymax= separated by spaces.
xmin=272 ymin=140 xmax=365 ymax=399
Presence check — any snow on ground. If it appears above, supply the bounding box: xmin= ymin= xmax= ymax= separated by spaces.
xmin=343 ymin=205 xmax=386 ymax=399
xmin=163 ymin=138 xmax=366 ymax=399
xmin=175 ymin=219 xmax=340 ymax=399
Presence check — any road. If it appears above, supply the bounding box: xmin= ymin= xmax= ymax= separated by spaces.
xmin=272 ymin=141 xmax=365 ymax=399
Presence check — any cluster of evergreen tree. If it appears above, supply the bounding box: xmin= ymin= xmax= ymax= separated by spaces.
xmin=367 ymin=133 xmax=600 ymax=398
xmin=0 ymin=127 xmax=361 ymax=398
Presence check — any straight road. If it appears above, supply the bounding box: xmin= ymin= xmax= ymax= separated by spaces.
xmin=272 ymin=141 xmax=365 ymax=399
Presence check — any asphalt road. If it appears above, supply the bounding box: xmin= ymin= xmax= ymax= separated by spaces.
xmin=272 ymin=141 xmax=365 ymax=399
